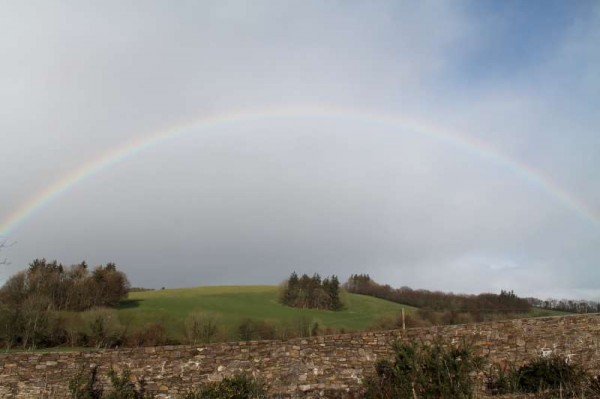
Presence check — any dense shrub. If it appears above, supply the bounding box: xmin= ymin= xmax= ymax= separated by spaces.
xmin=104 ymin=368 xmax=148 ymax=399
xmin=589 ymin=374 xmax=600 ymax=396
xmin=69 ymin=365 xmax=103 ymax=399
xmin=69 ymin=365 xmax=268 ymax=399
xmin=364 ymin=340 xmax=484 ymax=399
xmin=183 ymin=374 xmax=267 ymax=399
xmin=517 ymin=355 xmax=586 ymax=393
xmin=69 ymin=366 xmax=150 ymax=399
xmin=238 ymin=319 xmax=277 ymax=341
xmin=126 ymin=323 xmax=168 ymax=347
xmin=81 ymin=308 xmax=126 ymax=349
xmin=488 ymin=355 xmax=590 ymax=396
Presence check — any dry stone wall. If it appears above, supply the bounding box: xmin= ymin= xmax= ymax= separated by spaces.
xmin=1 ymin=314 xmax=599 ymax=398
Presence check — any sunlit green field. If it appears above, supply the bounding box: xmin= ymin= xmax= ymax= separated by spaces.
xmin=116 ymin=285 xmax=414 ymax=341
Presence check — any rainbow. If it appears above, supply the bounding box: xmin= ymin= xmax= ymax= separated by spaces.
xmin=1 ymin=105 xmax=598 ymax=235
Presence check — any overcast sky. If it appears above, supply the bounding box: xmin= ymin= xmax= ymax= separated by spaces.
xmin=1 ymin=1 xmax=599 ymax=300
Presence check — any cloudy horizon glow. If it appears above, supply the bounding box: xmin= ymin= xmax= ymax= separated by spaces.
xmin=1 ymin=1 xmax=599 ymax=301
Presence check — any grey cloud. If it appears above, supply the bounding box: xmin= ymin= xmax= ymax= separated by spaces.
xmin=1 ymin=1 xmax=598 ymax=300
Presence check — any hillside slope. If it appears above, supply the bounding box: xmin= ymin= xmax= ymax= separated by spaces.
xmin=118 ymin=285 xmax=414 ymax=341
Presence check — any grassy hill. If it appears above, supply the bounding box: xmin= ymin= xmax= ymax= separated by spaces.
xmin=115 ymin=286 xmax=572 ymax=344
xmin=117 ymin=285 xmax=414 ymax=341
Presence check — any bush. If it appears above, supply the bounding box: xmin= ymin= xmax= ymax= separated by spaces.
xmin=274 ymin=315 xmax=320 ymax=340
xmin=126 ymin=323 xmax=168 ymax=347
xmin=488 ymin=355 xmax=589 ymax=396
xmin=62 ymin=312 xmax=87 ymax=347
xmin=485 ymin=363 xmax=520 ymax=396
xmin=238 ymin=319 xmax=256 ymax=341
xmin=237 ymin=319 xmax=277 ymax=341
xmin=516 ymin=355 xmax=587 ymax=393
xmin=364 ymin=340 xmax=484 ymax=399
xmin=69 ymin=365 xmax=103 ymax=399
xmin=371 ymin=312 xmax=432 ymax=331
xmin=589 ymin=374 xmax=600 ymax=396
xmin=104 ymin=368 xmax=148 ymax=399
xmin=81 ymin=308 xmax=125 ymax=348
xmin=69 ymin=366 xmax=149 ymax=399
xmin=256 ymin=320 xmax=277 ymax=340
xmin=293 ymin=316 xmax=312 ymax=338
xmin=184 ymin=312 xmax=220 ymax=344
xmin=183 ymin=374 xmax=267 ymax=399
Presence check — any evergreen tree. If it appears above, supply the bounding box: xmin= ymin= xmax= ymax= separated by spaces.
xmin=280 ymin=272 xmax=343 ymax=311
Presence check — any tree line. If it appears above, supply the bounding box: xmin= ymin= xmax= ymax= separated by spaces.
xmin=1 ymin=258 xmax=129 ymax=311
xmin=0 ymin=259 xmax=130 ymax=349
xmin=526 ymin=297 xmax=600 ymax=313
xmin=279 ymin=272 xmax=343 ymax=311
xmin=0 ymin=261 xmax=343 ymax=350
xmin=345 ymin=274 xmax=531 ymax=314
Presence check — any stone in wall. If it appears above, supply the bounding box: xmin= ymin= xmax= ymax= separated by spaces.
xmin=0 ymin=314 xmax=599 ymax=398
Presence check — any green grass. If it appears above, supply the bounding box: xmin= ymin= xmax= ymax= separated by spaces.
xmin=114 ymin=287 xmax=571 ymax=343
xmin=527 ymin=307 xmax=573 ymax=317
xmin=116 ymin=285 xmax=414 ymax=341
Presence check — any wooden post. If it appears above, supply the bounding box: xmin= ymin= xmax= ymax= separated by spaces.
xmin=402 ymin=308 xmax=406 ymax=331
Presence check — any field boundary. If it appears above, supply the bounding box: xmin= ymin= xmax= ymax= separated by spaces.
xmin=1 ymin=313 xmax=599 ymax=398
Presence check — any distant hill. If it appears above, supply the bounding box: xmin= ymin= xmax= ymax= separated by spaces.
xmin=117 ymin=285 xmax=415 ymax=342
